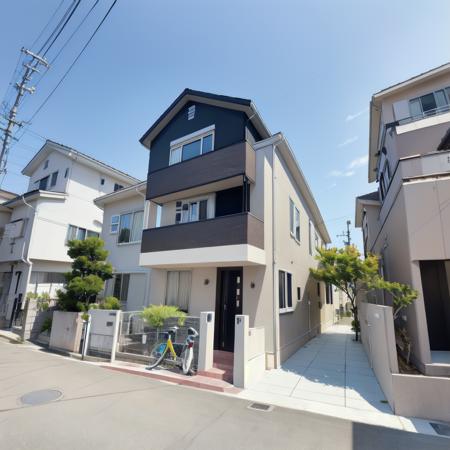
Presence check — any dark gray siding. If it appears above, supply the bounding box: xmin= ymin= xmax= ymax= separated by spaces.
xmin=148 ymin=102 xmax=248 ymax=173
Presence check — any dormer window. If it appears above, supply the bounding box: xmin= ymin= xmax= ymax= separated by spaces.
xmin=169 ymin=125 xmax=215 ymax=165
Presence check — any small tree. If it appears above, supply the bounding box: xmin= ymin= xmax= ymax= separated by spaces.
xmin=310 ymin=246 xmax=379 ymax=341
xmin=57 ymin=237 xmax=113 ymax=314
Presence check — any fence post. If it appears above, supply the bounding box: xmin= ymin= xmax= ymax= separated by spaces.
xmin=233 ymin=315 xmax=249 ymax=388
xmin=198 ymin=311 xmax=214 ymax=372
xmin=110 ymin=310 xmax=121 ymax=363
xmin=81 ymin=314 xmax=92 ymax=360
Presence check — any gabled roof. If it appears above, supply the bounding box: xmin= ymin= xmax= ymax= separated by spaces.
xmin=139 ymin=89 xmax=271 ymax=149
xmin=4 ymin=189 xmax=67 ymax=208
xmin=94 ymin=181 xmax=146 ymax=207
xmin=254 ymin=133 xmax=331 ymax=244
xmin=354 ymin=191 xmax=380 ymax=227
xmin=22 ymin=140 xmax=140 ymax=185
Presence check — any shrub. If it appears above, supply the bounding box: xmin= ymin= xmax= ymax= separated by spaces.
xmin=41 ymin=317 xmax=52 ymax=333
xmin=141 ymin=305 xmax=186 ymax=328
xmin=99 ymin=296 xmax=121 ymax=310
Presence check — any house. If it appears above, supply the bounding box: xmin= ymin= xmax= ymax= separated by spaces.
xmin=138 ymin=89 xmax=332 ymax=369
xmin=0 ymin=140 xmax=140 ymax=330
xmin=355 ymin=63 xmax=450 ymax=375
xmin=94 ymin=181 xmax=150 ymax=311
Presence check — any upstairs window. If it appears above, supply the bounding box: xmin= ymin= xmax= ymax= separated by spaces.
xmin=37 ymin=176 xmax=49 ymax=190
xmin=66 ymin=225 xmax=99 ymax=243
xmin=289 ymin=198 xmax=300 ymax=242
xmin=118 ymin=210 xmax=144 ymax=244
xmin=169 ymin=126 xmax=215 ymax=165
xmin=50 ymin=171 xmax=58 ymax=187
xmin=114 ymin=183 xmax=124 ymax=192
xmin=409 ymin=87 xmax=450 ymax=119
xmin=44 ymin=160 xmax=49 ymax=170
xmin=110 ymin=215 xmax=120 ymax=234
xmin=175 ymin=199 xmax=208 ymax=224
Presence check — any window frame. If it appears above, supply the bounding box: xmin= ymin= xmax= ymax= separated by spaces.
xmin=50 ymin=171 xmax=58 ymax=187
xmin=110 ymin=215 xmax=120 ymax=234
xmin=289 ymin=197 xmax=301 ymax=243
xmin=408 ymin=87 xmax=450 ymax=119
xmin=66 ymin=224 xmax=99 ymax=244
xmin=279 ymin=270 xmax=294 ymax=314
xmin=117 ymin=210 xmax=144 ymax=244
xmin=113 ymin=273 xmax=130 ymax=305
xmin=169 ymin=125 xmax=215 ymax=166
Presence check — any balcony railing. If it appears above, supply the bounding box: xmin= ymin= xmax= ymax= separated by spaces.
xmin=397 ymin=104 xmax=450 ymax=126
xmin=146 ymin=141 xmax=255 ymax=201
xmin=141 ymin=212 xmax=264 ymax=253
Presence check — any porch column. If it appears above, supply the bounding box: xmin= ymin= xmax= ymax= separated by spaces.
xmin=233 ymin=314 xmax=249 ymax=388
xmin=198 ymin=311 xmax=215 ymax=372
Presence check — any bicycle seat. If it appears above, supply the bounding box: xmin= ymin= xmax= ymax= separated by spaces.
xmin=187 ymin=327 xmax=199 ymax=337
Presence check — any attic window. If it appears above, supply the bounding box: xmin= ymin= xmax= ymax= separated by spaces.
xmin=44 ymin=160 xmax=49 ymax=170
xmin=188 ymin=105 xmax=195 ymax=120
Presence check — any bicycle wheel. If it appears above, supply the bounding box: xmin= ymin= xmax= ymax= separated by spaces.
xmin=147 ymin=340 xmax=168 ymax=369
xmin=181 ymin=347 xmax=194 ymax=375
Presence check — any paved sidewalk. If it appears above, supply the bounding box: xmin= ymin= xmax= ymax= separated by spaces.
xmin=237 ymin=323 xmax=435 ymax=433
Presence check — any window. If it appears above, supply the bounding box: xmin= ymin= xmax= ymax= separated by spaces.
xmin=175 ymin=199 xmax=208 ymax=224
xmin=309 ymin=220 xmax=313 ymax=255
xmin=37 ymin=176 xmax=49 ymax=190
xmin=100 ymin=178 xmax=105 ymax=185
xmin=289 ymin=198 xmax=300 ymax=242
xmin=317 ymin=282 xmax=321 ymax=297
xmin=44 ymin=160 xmax=49 ymax=169
xmin=50 ymin=171 xmax=58 ymax=187
xmin=279 ymin=270 xmax=293 ymax=313
xmin=118 ymin=210 xmax=144 ymax=243
xmin=169 ymin=126 xmax=215 ymax=165
xmin=314 ymin=232 xmax=319 ymax=252
xmin=64 ymin=168 xmax=69 ymax=178
xmin=297 ymin=287 xmax=301 ymax=301
xmin=114 ymin=183 xmax=123 ymax=192
xmin=166 ymin=271 xmax=192 ymax=312
xmin=409 ymin=87 xmax=450 ymax=118
xmin=66 ymin=225 xmax=99 ymax=243
xmin=113 ymin=274 xmax=130 ymax=305
xmin=326 ymin=283 xmax=333 ymax=304
xmin=110 ymin=215 xmax=120 ymax=234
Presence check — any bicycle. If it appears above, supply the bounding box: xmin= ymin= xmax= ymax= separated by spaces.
xmin=146 ymin=326 xmax=199 ymax=375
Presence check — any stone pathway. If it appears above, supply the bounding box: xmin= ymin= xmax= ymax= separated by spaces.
xmin=237 ymin=323 xmax=435 ymax=433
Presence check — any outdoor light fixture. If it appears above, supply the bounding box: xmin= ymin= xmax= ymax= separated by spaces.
xmin=204 ymin=279 xmax=210 ymax=285
xmin=251 ymin=282 xmax=255 ymax=289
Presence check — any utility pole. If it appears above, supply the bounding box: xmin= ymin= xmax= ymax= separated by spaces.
xmin=0 ymin=48 xmax=49 ymax=175
xmin=337 ymin=220 xmax=352 ymax=246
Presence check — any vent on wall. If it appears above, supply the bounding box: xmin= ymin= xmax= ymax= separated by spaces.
xmin=188 ymin=105 xmax=195 ymax=120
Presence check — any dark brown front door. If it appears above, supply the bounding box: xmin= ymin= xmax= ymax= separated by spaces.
xmin=420 ymin=260 xmax=450 ymax=351
xmin=215 ymin=268 xmax=243 ymax=351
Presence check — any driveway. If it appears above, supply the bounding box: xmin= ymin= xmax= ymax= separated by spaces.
xmin=0 ymin=337 xmax=447 ymax=449
xmin=237 ymin=323 xmax=434 ymax=432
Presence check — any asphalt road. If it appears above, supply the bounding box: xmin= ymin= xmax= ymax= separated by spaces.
xmin=0 ymin=338 xmax=448 ymax=450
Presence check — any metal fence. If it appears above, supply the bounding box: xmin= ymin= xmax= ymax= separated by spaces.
xmin=117 ymin=311 xmax=200 ymax=370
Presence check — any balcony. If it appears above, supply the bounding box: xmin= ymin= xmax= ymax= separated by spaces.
xmin=146 ymin=141 xmax=256 ymax=203
xmin=140 ymin=212 xmax=265 ymax=268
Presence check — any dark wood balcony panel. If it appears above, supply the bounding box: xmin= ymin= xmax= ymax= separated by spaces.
xmin=146 ymin=141 xmax=255 ymax=201
xmin=141 ymin=213 xmax=264 ymax=253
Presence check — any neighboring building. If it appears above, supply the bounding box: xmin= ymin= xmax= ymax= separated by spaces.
xmin=0 ymin=140 xmax=140 ymax=327
xmin=355 ymin=63 xmax=450 ymax=375
xmin=138 ymin=89 xmax=332 ymax=368
xmin=94 ymin=181 xmax=150 ymax=311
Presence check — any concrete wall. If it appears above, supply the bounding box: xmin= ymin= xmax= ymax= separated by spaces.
xmin=49 ymin=310 xmax=83 ymax=353
xmin=88 ymin=309 xmax=120 ymax=356
xmin=360 ymin=302 xmax=450 ymax=422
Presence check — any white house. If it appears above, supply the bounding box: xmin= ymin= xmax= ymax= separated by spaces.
xmin=0 ymin=140 xmax=140 ymax=328
xmin=94 ymin=181 xmax=150 ymax=311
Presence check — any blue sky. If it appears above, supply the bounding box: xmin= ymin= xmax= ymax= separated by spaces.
xmin=1 ymin=0 xmax=450 ymax=250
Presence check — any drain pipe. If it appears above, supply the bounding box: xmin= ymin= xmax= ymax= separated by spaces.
xmin=19 ymin=195 xmax=37 ymax=291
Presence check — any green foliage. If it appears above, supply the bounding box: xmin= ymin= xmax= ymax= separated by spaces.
xmin=310 ymin=246 xmax=379 ymax=340
xmin=41 ymin=317 xmax=52 ymax=333
xmin=141 ymin=305 xmax=186 ymax=328
xmin=57 ymin=237 xmax=112 ymax=312
xmin=27 ymin=291 xmax=50 ymax=312
xmin=371 ymin=279 xmax=418 ymax=320
xmin=99 ymin=296 xmax=121 ymax=310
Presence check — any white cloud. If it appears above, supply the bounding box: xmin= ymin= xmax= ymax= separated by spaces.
xmin=348 ymin=154 xmax=368 ymax=169
xmin=330 ymin=169 xmax=355 ymax=177
xmin=330 ymin=154 xmax=368 ymax=177
xmin=338 ymin=136 xmax=358 ymax=148
xmin=345 ymin=107 xmax=369 ymax=122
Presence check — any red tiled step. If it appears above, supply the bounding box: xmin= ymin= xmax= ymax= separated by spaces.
xmin=214 ymin=350 xmax=234 ymax=365
xmin=103 ymin=364 xmax=240 ymax=394
xmin=198 ymin=367 xmax=233 ymax=383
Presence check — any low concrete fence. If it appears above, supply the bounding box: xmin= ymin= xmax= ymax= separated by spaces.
xmin=234 ymin=315 xmax=266 ymax=388
xmin=87 ymin=309 xmax=121 ymax=357
xmin=49 ymin=311 xmax=83 ymax=353
xmin=360 ymin=302 xmax=450 ymax=422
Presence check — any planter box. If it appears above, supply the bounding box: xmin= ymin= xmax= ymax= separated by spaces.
xmin=49 ymin=311 xmax=83 ymax=353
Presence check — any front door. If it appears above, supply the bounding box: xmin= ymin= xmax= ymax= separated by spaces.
xmin=215 ymin=268 xmax=243 ymax=352
xmin=420 ymin=260 xmax=450 ymax=351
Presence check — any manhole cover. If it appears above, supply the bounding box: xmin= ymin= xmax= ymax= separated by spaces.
xmin=248 ymin=402 xmax=273 ymax=412
xmin=20 ymin=389 xmax=62 ymax=406
xmin=430 ymin=422 xmax=450 ymax=437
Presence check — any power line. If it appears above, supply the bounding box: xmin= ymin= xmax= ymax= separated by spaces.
xmin=28 ymin=0 xmax=118 ymax=123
